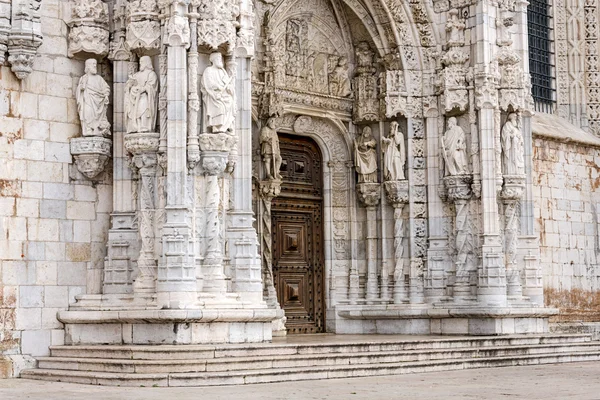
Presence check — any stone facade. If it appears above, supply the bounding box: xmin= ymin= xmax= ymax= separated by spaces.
xmin=0 ymin=0 xmax=597 ymax=381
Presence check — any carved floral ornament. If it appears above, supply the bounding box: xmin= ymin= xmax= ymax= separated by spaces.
xmin=67 ymin=0 xmax=110 ymax=58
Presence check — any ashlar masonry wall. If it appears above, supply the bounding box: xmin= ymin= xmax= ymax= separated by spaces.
xmin=533 ymin=134 xmax=600 ymax=321
xmin=0 ymin=0 xmax=112 ymax=377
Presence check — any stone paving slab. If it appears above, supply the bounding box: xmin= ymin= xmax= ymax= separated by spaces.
xmin=2 ymin=361 xmax=600 ymax=399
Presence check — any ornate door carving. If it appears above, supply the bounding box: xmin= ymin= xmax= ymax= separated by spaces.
xmin=272 ymin=134 xmax=325 ymax=334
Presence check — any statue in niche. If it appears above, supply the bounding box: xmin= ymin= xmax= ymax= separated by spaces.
xmin=382 ymin=121 xmax=406 ymax=181
xmin=446 ymin=9 xmax=465 ymax=47
xmin=124 ymin=56 xmax=159 ymax=134
xmin=76 ymin=59 xmax=111 ymax=137
xmin=441 ymin=117 xmax=469 ymax=176
xmin=329 ymin=57 xmax=352 ymax=97
xmin=260 ymin=117 xmax=282 ymax=180
xmin=355 ymin=42 xmax=374 ymax=74
xmin=354 ymin=126 xmax=378 ymax=183
xmin=201 ymin=52 xmax=235 ymax=133
xmin=501 ymin=113 xmax=525 ymax=175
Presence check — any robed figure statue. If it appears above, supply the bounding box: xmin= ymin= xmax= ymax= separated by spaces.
xmin=260 ymin=117 xmax=282 ymax=180
xmin=124 ymin=56 xmax=159 ymax=134
xmin=441 ymin=117 xmax=469 ymax=176
xmin=354 ymin=126 xmax=378 ymax=183
xmin=382 ymin=121 xmax=406 ymax=181
xmin=76 ymin=59 xmax=111 ymax=137
xmin=501 ymin=113 xmax=525 ymax=175
xmin=201 ymin=52 xmax=235 ymax=133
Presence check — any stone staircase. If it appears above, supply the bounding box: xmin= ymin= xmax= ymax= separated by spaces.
xmin=21 ymin=334 xmax=600 ymax=387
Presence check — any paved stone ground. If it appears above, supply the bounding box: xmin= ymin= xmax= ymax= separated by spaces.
xmin=1 ymin=362 xmax=599 ymax=399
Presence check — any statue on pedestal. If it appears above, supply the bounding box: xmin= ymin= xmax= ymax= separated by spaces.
xmin=501 ymin=113 xmax=525 ymax=175
xmin=124 ymin=56 xmax=159 ymax=134
xmin=201 ymin=52 xmax=235 ymax=133
xmin=260 ymin=117 xmax=282 ymax=180
xmin=382 ymin=121 xmax=406 ymax=181
xmin=441 ymin=117 xmax=469 ymax=176
xmin=354 ymin=126 xmax=378 ymax=183
xmin=76 ymin=59 xmax=111 ymax=137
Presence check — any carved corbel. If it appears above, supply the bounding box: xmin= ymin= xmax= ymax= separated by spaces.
xmin=7 ymin=0 xmax=43 ymax=80
xmin=0 ymin=0 xmax=11 ymax=64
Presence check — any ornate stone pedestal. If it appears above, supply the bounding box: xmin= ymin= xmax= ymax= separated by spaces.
xmin=70 ymin=136 xmax=112 ymax=179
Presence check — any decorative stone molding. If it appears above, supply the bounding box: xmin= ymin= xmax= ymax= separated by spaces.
xmin=353 ymin=42 xmax=379 ymax=123
xmin=67 ymin=0 xmax=110 ymax=58
xmin=198 ymin=132 xmax=237 ymax=153
xmin=70 ymin=137 xmax=112 ymax=179
xmin=7 ymin=0 xmax=43 ymax=80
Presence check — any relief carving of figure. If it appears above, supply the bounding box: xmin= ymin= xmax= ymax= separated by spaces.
xmin=446 ymin=9 xmax=466 ymax=47
xmin=201 ymin=52 xmax=235 ymax=133
xmin=382 ymin=121 xmax=406 ymax=181
xmin=354 ymin=126 xmax=378 ymax=183
xmin=441 ymin=117 xmax=469 ymax=176
xmin=355 ymin=42 xmax=374 ymax=74
xmin=501 ymin=113 xmax=525 ymax=175
xmin=76 ymin=59 xmax=111 ymax=137
xmin=329 ymin=57 xmax=352 ymax=97
xmin=124 ymin=56 xmax=159 ymax=133
xmin=260 ymin=117 xmax=282 ymax=180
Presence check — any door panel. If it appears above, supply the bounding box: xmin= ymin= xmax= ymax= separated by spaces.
xmin=272 ymin=134 xmax=324 ymax=334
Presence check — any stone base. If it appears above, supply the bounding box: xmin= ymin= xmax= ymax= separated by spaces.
xmin=333 ymin=305 xmax=557 ymax=335
xmin=59 ymin=309 xmax=280 ymax=345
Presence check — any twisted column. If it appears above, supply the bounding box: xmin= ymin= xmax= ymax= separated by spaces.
xmin=384 ymin=180 xmax=409 ymax=304
xmin=444 ymin=175 xmax=474 ymax=302
xmin=259 ymin=180 xmax=281 ymax=306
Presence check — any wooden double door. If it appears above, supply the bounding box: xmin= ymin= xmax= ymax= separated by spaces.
xmin=272 ymin=134 xmax=325 ymax=334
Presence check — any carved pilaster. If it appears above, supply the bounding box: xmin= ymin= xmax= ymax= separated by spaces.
xmin=357 ymin=183 xmax=381 ymax=303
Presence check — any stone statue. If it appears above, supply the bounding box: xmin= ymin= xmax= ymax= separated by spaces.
xmin=260 ymin=117 xmax=282 ymax=180
xmin=501 ymin=113 xmax=525 ymax=175
xmin=201 ymin=52 xmax=235 ymax=133
xmin=446 ymin=9 xmax=465 ymax=47
xmin=329 ymin=57 xmax=352 ymax=98
xmin=441 ymin=117 xmax=469 ymax=176
xmin=124 ymin=56 xmax=159 ymax=134
xmin=76 ymin=59 xmax=111 ymax=137
xmin=382 ymin=121 xmax=406 ymax=181
xmin=354 ymin=126 xmax=378 ymax=183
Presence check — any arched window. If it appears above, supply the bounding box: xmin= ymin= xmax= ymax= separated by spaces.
xmin=528 ymin=0 xmax=555 ymax=112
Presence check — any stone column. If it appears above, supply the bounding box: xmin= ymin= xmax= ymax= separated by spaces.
xmin=501 ymin=176 xmax=525 ymax=298
xmin=424 ymin=109 xmax=448 ymax=302
xmin=157 ymin=3 xmax=197 ymax=308
xmin=384 ymin=180 xmax=409 ymax=304
xmin=476 ymin=101 xmax=507 ymax=306
xmin=357 ymin=183 xmax=381 ymax=303
xmin=444 ymin=175 xmax=475 ymax=301
xmin=124 ymin=133 xmax=160 ymax=294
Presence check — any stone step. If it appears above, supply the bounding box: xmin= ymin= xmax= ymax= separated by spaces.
xmin=22 ymin=350 xmax=600 ymax=387
xmin=35 ymin=342 xmax=600 ymax=374
xmin=47 ymin=334 xmax=592 ymax=360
